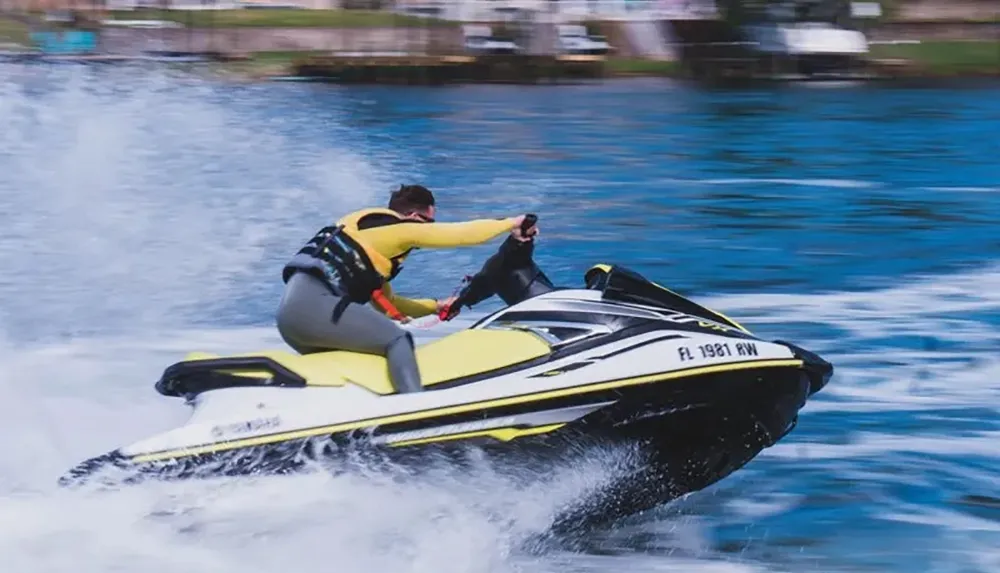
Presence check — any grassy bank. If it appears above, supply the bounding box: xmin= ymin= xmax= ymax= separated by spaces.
xmin=103 ymin=8 xmax=454 ymax=29
xmin=212 ymin=50 xmax=324 ymax=80
xmin=209 ymin=51 xmax=686 ymax=81
xmin=0 ymin=15 xmax=30 ymax=46
xmin=606 ymin=58 xmax=683 ymax=77
xmin=869 ymin=40 xmax=1000 ymax=76
xmin=214 ymin=43 xmax=998 ymax=83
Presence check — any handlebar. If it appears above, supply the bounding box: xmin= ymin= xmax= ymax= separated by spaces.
xmin=520 ymin=213 xmax=538 ymax=236
xmin=436 ymin=214 xmax=539 ymax=321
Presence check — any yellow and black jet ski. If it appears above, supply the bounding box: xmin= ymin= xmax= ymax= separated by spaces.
xmin=60 ymin=215 xmax=832 ymax=524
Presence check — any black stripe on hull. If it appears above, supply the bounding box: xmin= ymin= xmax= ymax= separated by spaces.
xmin=488 ymin=310 xmax=755 ymax=340
xmin=58 ymin=367 xmax=809 ymax=535
xmin=59 ymin=363 xmax=809 ymax=495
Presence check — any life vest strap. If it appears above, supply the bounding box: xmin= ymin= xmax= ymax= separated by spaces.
xmin=371 ymin=288 xmax=406 ymax=321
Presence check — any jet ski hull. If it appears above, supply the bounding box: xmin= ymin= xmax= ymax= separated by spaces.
xmin=60 ymin=233 xmax=834 ymax=530
xmin=61 ymin=343 xmax=827 ymax=530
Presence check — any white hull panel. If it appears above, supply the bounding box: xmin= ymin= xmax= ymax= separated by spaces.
xmin=121 ymin=329 xmax=795 ymax=457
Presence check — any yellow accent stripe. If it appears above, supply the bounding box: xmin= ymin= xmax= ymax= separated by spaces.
xmin=130 ymin=358 xmax=803 ymax=464
xmin=389 ymin=423 xmax=566 ymax=448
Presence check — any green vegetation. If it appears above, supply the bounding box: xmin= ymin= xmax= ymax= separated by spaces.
xmin=103 ymin=8 xmax=454 ymax=29
xmin=605 ymin=58 xmax=683 ymax=77
xmin=245 ymin=50 xmax=324 ymax=62
xmin=869 ymin=40 xmax=1000 ymax=75
xmin=210 ymin=50 xmax=323 ymax=80
xmin=218 ymin=43 xmax=997 ymax=82
xmin=0 ymin=15 xmax=30 ymax=45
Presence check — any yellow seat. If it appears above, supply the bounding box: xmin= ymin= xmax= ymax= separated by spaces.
xmin=182 ymin=328 xmax=553 ymax=395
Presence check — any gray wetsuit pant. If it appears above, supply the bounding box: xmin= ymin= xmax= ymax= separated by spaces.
xmin=276 ymin=271 xmax=422 ymax=394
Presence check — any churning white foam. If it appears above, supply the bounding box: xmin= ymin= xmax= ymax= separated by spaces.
xmin=0 ymin=65 xmax=665 ymax=573
xmin=0 ymin=410 xmax=641 ymax=573
xmin=705 ymin=261 xmax=1000 ymax=409
xmin=2 ymin=64 xmax=998 ymax=573
xmin=0 ymin=65 xmax=396 ymax=340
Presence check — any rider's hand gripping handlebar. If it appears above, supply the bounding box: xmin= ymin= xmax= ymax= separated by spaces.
xmin=437 ymin=213 xmax=538 ymax=321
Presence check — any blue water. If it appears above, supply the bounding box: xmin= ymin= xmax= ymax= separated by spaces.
xmin=0 ymin=66 xmax=998 ymax=573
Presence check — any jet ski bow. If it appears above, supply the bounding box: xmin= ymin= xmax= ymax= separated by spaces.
xmin=61 ymin=215 xmax=832 ymax=524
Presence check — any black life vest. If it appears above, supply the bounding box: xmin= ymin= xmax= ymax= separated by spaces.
xmin=282 ymin=224 xmax=384 ymax=305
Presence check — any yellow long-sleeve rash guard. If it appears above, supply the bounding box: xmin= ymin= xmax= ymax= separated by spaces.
xmin=378 ymin=282 xmax=439 ymax=317
xmin=338 ymin=208 xmax=517 ymax=318
xmin=357 ymin=217 xmax=518 ymax=255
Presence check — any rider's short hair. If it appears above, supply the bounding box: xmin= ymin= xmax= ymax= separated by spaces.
xmin=389 ymin=184 xmax=435 ymax=214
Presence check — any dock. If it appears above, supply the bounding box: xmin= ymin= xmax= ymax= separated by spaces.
xmin=291 ymin=52 xmax=608 ymax=84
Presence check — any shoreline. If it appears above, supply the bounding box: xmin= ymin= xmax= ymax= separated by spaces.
xmin=204 ymin=41 xmax=998 ymax=84
xmin=2 ymin=9 xmax=996 ymax=84
xmin=3 ymin=49 xmax=993 ymax=87
xmin=211 ymin=54 xmax=686 ymax=82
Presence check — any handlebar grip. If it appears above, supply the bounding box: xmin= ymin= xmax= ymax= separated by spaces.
xmin=438 ymin=301 xmax=460 ymax=321
xmin=520 ymin=213 xmax=538 ymax=235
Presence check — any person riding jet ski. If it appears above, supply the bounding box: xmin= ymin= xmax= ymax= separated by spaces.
xmin=278 ymin=184 xmax=539 ymax=395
